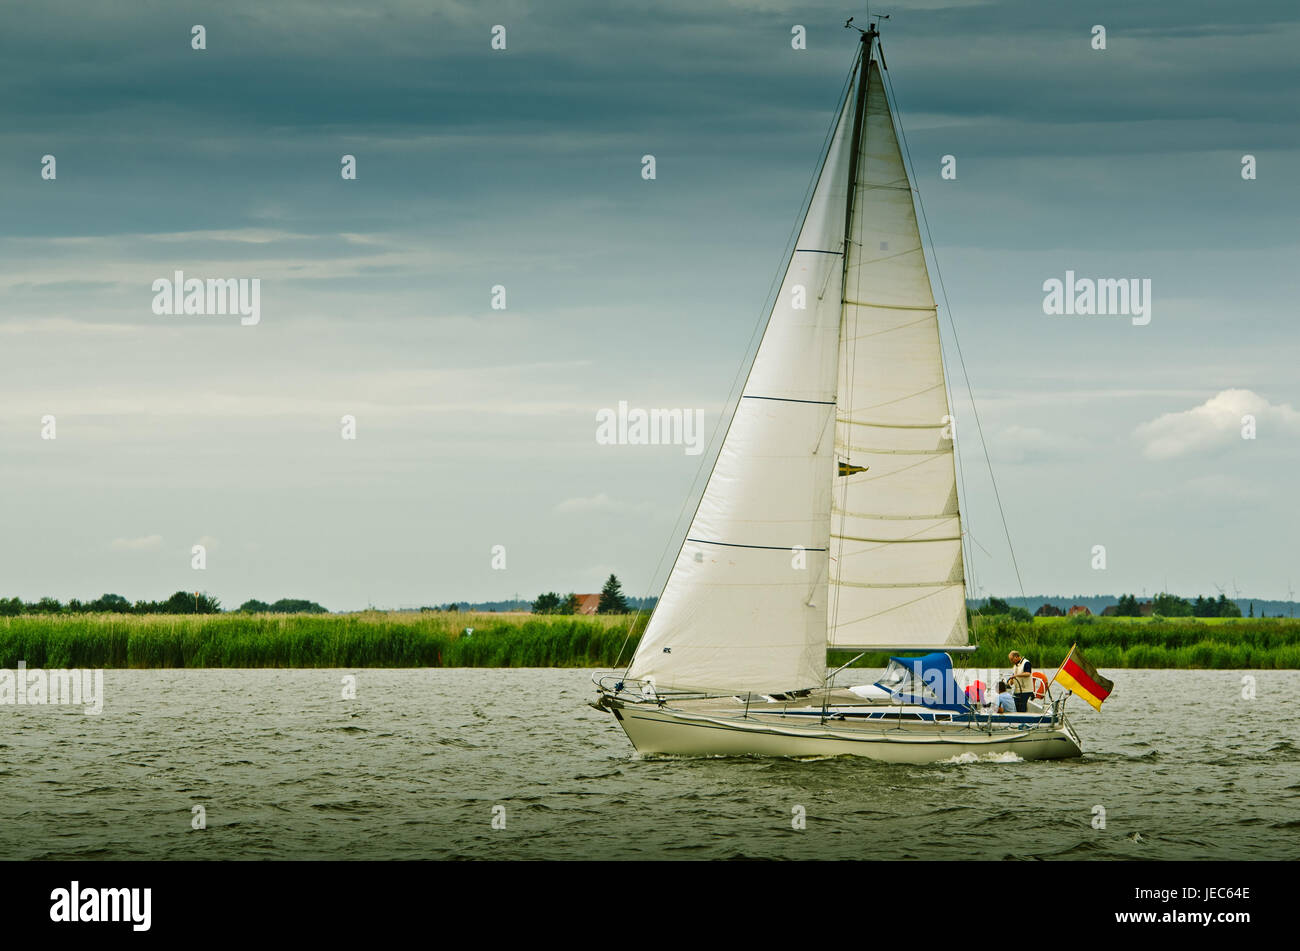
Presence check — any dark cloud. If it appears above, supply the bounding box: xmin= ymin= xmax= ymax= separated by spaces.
xmin=1 ymin=1 xmax=1296 ymax=604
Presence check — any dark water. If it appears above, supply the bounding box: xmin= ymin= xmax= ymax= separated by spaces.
xmin=1 ymin=668 xmax=1297 ymax=860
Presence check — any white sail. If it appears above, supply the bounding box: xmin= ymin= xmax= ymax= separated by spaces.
xmin=828 ymin=59 xmax=968 ymax=650
xmin=626 ymin=76 xmax=859 ymax=693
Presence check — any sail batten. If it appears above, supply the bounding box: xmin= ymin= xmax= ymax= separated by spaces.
xmin=688 ymin=539 xmax=830 ymax=552
xmin=834 ymin=582 xmax=964 ymax=589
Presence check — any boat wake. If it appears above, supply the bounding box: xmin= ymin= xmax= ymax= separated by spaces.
xmin=941 ymin=751 xmax=1024 ymax=765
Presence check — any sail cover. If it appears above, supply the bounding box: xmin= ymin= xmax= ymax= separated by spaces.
xmin=626 ymin=74 xmax=859 ymax=693
xmin=828 ymin=59 xmax=968 ymax=650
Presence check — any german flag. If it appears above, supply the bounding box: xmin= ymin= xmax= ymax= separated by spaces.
xmin=1053 ymin=644 xmax=1114 ymax=711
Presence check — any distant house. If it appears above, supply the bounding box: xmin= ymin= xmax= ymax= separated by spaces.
xmin=1035 ymin=604 xmax=1065 ymax=618
xmin=1067 ymin=605 xmax=1092 ymax=617
xmin=573 ymin=593 xmax=601 ymax=616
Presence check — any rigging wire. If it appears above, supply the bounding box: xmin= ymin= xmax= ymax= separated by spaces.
xmin=878 ymin=50 xmax=1030 ymax=615
xmin=612 ymin=53 xmax=862 ymax=675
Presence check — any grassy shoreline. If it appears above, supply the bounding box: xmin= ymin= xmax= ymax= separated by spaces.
xmin=0 ymin=611 xmax=1297 ymax=669
xmin=0 ymin=611 xmax=645 ymax=669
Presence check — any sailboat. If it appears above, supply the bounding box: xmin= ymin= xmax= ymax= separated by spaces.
xmin=593 ymin=22 xmax=1082 ymax=762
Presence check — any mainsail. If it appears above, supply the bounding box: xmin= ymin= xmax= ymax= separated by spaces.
xmin=628 ymin=33 xmax=966 ymax=694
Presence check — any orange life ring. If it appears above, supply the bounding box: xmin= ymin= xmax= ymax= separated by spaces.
xmin=1032 ymin=671 xmax=1048 ymax=699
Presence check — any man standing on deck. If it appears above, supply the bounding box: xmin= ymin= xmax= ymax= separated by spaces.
xmin=1008 ymin=651 xmax=1034 ymax=712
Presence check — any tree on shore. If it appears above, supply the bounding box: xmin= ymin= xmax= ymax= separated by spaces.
xmin=1214 ymin=593 xmax=1241 ymax=618
xmin=92 ymin=593 xmax=132 ymax=613
xmin=974 ymin=596 xmax=1030 ymax=622
xmin=532 ymin=592 xmax=563 ymax=614
xmin=532 ymin=591 xmax=581 ymax=614
xmin=1115 ymin=594 xmax=1141 ymax=617
xmin=239 ymin=598 xmax=327 ymax=614
xmin=598 ymin=574 xmax=629 ymax=614
xmin=979 ymin=596 xmax=1010 ymax=615
xmin=1153 ymin=592 xmax=1192 ymax=617
xmin=269 ymin=598 xmax=327 ymax=614
xmin=160 ymin=591 xmax=222 ymax=614
xmin=1183 ymin=593 xmax=1240 ymax=618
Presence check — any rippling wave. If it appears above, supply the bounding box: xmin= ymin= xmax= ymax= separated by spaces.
xmin=1 ymin=668 xmax=1297 ymax=859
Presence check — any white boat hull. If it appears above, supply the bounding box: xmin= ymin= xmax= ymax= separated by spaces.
xmin=599 ymin=697 xmax=1082 ymax=763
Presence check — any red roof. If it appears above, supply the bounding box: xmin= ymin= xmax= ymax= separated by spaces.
xmin=574 ymin=593 xmax=601 ymax=615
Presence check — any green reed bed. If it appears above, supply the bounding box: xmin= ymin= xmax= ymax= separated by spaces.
xmin=2 ymin=612 xmax=1296 ymax=669
xmin=0 ymin=611 xmax=648 ymax=669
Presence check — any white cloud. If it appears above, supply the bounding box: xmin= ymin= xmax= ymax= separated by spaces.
xmin=1178 ymin=474 xmax=1269 ymax=502
xmin=110 ymin=534 xmax=163 ymax=551
xmin=993 ymin=424 xmax=1076 ymax=463
xmin=0 ymin=318 xmax=141 ymax=336
xmin=1134 ymin=389 xmax=1300 ymax=460
xmin=0 ymin=362 xmax=595 ymax=426
xmin=554 ymin=493 xmax=618 ymax=514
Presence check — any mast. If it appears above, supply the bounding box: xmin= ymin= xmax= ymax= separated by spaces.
xmin=842 ymin=24 xmax=875 ymax=258
xmin=836 ymin=19 xmax=877 ymax=484
xmin=840 ymin=13 xmax=889 ymax=250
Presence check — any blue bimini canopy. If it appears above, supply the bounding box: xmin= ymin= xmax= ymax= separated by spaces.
xmin=873 ymin=652 xmax=970 ymax=711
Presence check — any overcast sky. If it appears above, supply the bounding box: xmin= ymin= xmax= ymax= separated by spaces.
xmin=1 ymin=0 xmax=1297 ymax=610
